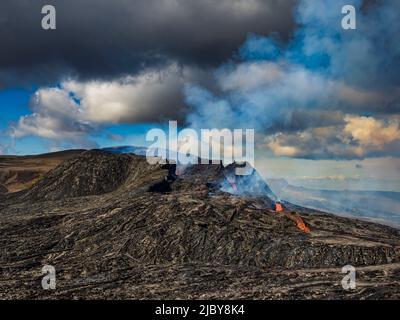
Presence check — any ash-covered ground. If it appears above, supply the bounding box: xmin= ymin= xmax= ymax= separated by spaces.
xmin=0 ymin=150 xmax=399 ymax=299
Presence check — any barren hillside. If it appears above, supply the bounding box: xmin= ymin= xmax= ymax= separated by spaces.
xmin=0 ymin=150 xmax=399 ymax=299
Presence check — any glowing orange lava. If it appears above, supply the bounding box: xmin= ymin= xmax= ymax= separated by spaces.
xmin=273 ymin=203 xmax=310 ymax=234
xmin=294 ymin=215 xmax=311 ymax=233
xmin=275 ymin=203 xmax=284 ymax=212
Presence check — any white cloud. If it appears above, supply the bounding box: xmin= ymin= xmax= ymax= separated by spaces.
xmin=11 ymin=64 xmax=209 ymax=146
xmin=63 ymin=64 xmax=189 ymax=124
xmin=344 ymin=115 xmax=400 ymax=149
xmin=266 ymin=115 xmax=400 ymax=159
xmin=217 ymin=61 xmax=284 ymax=92
xmin=267 ymin=135 xmax=301 ymax=157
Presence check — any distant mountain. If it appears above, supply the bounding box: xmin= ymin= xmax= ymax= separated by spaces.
xmin=0 ymin=149 xmax=85 ymax=194
xmin=101 ymin=145 xmax=148 ymax=155
xmin=268 ymin=179 xmax=400 ymax=227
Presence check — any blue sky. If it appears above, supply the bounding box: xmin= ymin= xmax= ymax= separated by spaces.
xmin=0 ymin=89 xmax=32 ymax=127
xmin=0 ymin=88 xmax=45 ymax=154
xmin=0 ymin=88 xmax=158 ymax=154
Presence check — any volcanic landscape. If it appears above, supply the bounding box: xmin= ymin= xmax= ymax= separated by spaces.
xmin=0 ymin=149 xmax=399 ymax=299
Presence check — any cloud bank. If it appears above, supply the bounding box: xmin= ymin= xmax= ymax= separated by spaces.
xmin=0 ymin=0 xmax=295 ymax=87
xmin=184 ymin=0 xmax=400 ymax=159
xmin=11 ymin=64 xmax=207 ymax=144
xmin=5 ymin=0 xmax=400 ymax=160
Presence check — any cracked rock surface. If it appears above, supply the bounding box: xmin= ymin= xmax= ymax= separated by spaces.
xmin=0 ymin=150 xmax=399 ymax=299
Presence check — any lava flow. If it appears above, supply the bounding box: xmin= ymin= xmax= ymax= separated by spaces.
xmin=275 ymin=202 xmax=284 ymax=212
xmin=274 ymin=202 xmax=310 ymax=234
xmin=292 ymin=214 xmax=311 ymax=233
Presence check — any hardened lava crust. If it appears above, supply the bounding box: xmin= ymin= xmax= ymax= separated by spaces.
xmin=0 ymin=150 xmax=399 ymax=299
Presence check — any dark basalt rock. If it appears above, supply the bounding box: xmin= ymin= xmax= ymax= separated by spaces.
xmin=0 ymin=149 xmax=399 ymax=299
xmin=0 ymin=184 xmax=8 ymax=194
xmin=20 ymin=150 xmax=134 ymax=201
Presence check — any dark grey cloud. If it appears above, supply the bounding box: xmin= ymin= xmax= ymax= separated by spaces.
xmin=0 ymin=0 xmax=296 ymax=87
xmin=268 ymin=109 xmax=345 ymax=134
